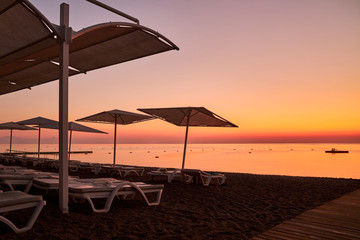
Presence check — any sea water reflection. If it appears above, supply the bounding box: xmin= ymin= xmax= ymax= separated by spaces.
xmin=1 ymin=143 xmax=359 ymax=179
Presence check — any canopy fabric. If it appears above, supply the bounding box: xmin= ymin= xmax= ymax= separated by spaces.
xmin=76 ymin=109 xmax=153 ymax=125
xmin=40 ymin=122 xmax=107 ymax=134
xmin=0 ymin=1 xmax=179 ymax=95
xmin=0 ymin=122 xmax=36 ymax=130
xmin=137 ymin=107 xmax=238 ymax=127
xmin=17 ymin=117 xmax=58 ymax=126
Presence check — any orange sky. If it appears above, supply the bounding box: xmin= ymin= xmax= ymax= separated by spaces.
xmin=1 ymin=0 xmax=359 ymax=144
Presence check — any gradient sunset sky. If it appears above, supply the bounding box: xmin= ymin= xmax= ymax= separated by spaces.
xmin=1 ymin=0 xmax=359 ymax=144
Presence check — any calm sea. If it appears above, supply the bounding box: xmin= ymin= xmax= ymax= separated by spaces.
xmin=1 ymin=143 xmax=359 ymax=179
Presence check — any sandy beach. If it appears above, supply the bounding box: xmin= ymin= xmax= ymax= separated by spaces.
xmin=1 ymin=1 xmax=359 ymax=239
xmin=1 ymin=162 xmax=359 ymax=240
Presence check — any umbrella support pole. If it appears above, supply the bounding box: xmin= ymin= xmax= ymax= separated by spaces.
xmin=38 ymin=127 xmax=41 ymax=159
xmin=68 ymin=130 xmax=72 ymax=160
xmin=113 ymin=117 xmax=117 ymax=166
xmin=181 ymin=119 xmax=190 ymax=169
xmin=9 ymin=129 xmax=12 ymax=155
xmin=59 ymin=3 xmax=71 ymax=214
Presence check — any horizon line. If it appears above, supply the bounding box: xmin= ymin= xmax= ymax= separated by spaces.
xmin=1 ymin=141 xmax=360 ymax=144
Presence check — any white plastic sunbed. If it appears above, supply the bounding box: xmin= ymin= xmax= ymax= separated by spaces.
xmin=147 ymin=168 xmax=182 ymax=183
xmin=0 ymin=171 xmax=58 ymax=193
xmin=101 ymin=165 xmax=145 ymax=177
xmin=32 ymin=178 xmax=164 ymax=213
xmin=32 ymin=177 xmax=121 ymax=190
xmin=181 ymin=169 xmax=226 ymax=186
xmin=0 ymin=191 xmax=46 ymax=233
xmin=0 ymin=165 xmax=24 ymax=172
xmin=69 ymin=181 xmax=164 ymax=213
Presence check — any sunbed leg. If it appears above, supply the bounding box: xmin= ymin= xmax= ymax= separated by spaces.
xmin=24 ymin=180 xmax=33 ymax=193
xmin=5 ymin=183 xmax=15 ymax=191
xmin=152 ymin=189 xmax=163 ymax=205
xmin=0 ymin=200 xmax=46 ymax=233
xmin=84 ymin=196 xmax=113 ymax=213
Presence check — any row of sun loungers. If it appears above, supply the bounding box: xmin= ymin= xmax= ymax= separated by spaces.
xmin=0 ymin=159 xmax=226 ymax=234
xmin=148 ymin=168 xmax=226 ymax=186
xmin=0 ymin=163 xmax=49 ymax=233
xmin=0 ymin=163 xmax=165 ymax=233
xmin=0 ymin=179 xmax=163 ymax=233
xmin=69 ymin=162 xmax=145 ymax=177
xmin=0 ymin=165 xmax=164 ymax=211
xmin=0 ymin=155 xmax=145 ymax=177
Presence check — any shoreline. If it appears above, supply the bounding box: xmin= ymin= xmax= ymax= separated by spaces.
xmin=1 ymin=143 xmax=359 ymax=180
xmin=1 ymin=161 xmax=360 ymax=239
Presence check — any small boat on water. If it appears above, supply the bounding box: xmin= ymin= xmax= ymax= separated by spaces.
xmin=325 ymin=148 xmax=349 ymax=153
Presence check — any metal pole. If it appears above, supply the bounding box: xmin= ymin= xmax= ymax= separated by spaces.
xmin=86 ymin=0 xmax=139 ymax=24
xmin=37 ymin=127 xmax=41 ymax=159
xmin=59 ymin=3 xmax=71 ymax=214
xmin=68 ymin=130 xmax=72 ymax=161
xmin=9 ymin=129 xmax=12 ymax=155
xmin=113 ymin=117 xmax=117 ymax=166
xmin=181 ymin=114 xmax=191 ymax=169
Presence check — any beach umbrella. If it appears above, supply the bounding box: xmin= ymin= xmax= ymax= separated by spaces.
xmin=17 ymin=117 xmax=58 ymax=159
xmin=0 ymin=122 xmax=36 ymax=155
xmin=76 ymin=109 xmax=154 ymax=165
xmin=40 ymin=122 xmax=107 ymax=160
xmin=0 ymin=0 xmax=178 ymax=214
xmin=138 ymin=107 xmax=238 ymax=169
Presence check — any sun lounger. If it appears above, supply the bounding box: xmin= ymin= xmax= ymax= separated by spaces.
xmin=32 ymin=177 xmax=121 ymax=190
xmin=0 ymin=165 xmax=24 ymax=172
xmin=0 ymin=168 xmax=38 ymax=175
xmin=0 ymin=171 xmax=58 ymax=193
xmin=79 ymin=162 xmax=102 ymax=175
xmin=0 ymin=191 xmax=46 ymax=233
xmin=69 ymin=181 xmax=164 ymax=213
xmin=68 ymin=160 xmax=82 ymax=173
xmin=0 ymin=156 xmax=21 ymax=164
xmin=34 ymin=178 xmax=163 ymax=213
xmin=148 ymin=168 xmax=182 ymax=183
xmin=101 ymin=165 xmax=145 ymax=177
xmin=181 ymin=169 xmax=226 ymax=186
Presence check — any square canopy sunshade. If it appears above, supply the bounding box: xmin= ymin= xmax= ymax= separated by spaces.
xmin=0 ymin=0 xmax=179 ymax=95
xmin=17 ymin=116 xmax=59 ymax=158
xmin=138 ymin=107 xmax=238 ymax=169
xmin=0 ymin=122 xmax=36 ymax=154
xmin=76 ymin=109 xmax=154 ymax=165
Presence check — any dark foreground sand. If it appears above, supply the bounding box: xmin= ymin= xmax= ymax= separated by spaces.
xmin=1 ymin=166 xmax=360 ymax=240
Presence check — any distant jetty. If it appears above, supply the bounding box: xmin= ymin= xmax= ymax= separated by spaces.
xmin=325 ymin=148 xmax=349 ymax=153
xmin=1 ymin=150 xmax=92 ymax=156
